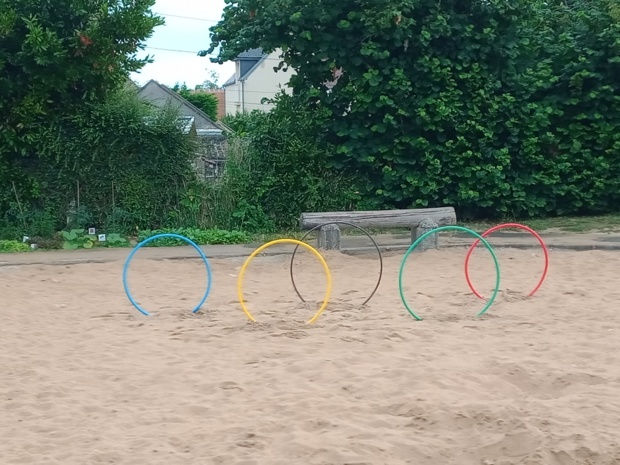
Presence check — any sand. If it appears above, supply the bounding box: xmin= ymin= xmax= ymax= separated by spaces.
xmin=1 ymin=245 xmax=620 ymax=464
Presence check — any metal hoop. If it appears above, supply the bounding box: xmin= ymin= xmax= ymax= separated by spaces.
xmin=290 ymin=221 xmax=383 ymax=306
xmin=399 ymin=225 xmax=501 ymax=320
xmin=122 ymin=233 xmax=212 ymax=316
xmin=465 ymin=222 xmax=549 ymax=299
xmin=238 ymin=239 xmax=332 ymax=324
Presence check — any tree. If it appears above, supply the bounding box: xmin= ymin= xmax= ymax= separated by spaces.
xmin=0 ymin=0 xmax=163 ymax=153
xmin=198 ymin=69 xmax=221 ymax=90
xmin=0 ymin=0 xmax=164 ymax=218
xmin=172 ymin=82 xmax=218 ymax=121
xmin=204 ymin=0 xmax=620 ymax=219
xmin=204 ymin=0 xmax=554 ymax=217
xmin=524 ymin=0 xmax=620 ymax=214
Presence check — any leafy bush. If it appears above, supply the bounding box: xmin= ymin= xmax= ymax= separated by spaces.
xmin=62 ymin=229 xmax=128 ymax=250
xmin=208 ymin=0 xmax=620 ymax=221
xmin=532 ymin=0 xmax=620 ymax=215
xmin=1 ymin=89 xmax=199 ymax=236
xmin=99 ymin=233 xmax=129 ymax=248
xmin=0 ymin=240 xmax=30 ymax=253
xmin=0 ymin=207 xmax=59 ymax=240
xmin=137 ymin=228 xmax=251 ymax=246
xmin=0 ymin=0 xmax=162 ymax=169
xmin=220 ymin=95 xmax=361 ymax=231
xmin=62 ymin=229 xmax=97 ymax=250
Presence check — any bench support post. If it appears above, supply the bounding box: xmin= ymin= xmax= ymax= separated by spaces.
xmin=412 ymin=218 xmax=439 ymax=252
xmin=317 ymin=224 xmax=341 ymax=250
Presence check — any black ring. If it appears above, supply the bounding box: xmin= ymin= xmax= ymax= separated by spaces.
xmin=289 ymin=221 xmax=383 ymax=306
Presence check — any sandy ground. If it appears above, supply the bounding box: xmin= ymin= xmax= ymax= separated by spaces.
xmin=2 ymin=244 xmax=620 ymax=465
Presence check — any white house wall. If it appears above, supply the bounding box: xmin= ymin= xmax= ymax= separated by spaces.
xmin=224 ymin=82 xmax=242 ymax=115
xmin=225 ymin=49 xmax=295 ymax=115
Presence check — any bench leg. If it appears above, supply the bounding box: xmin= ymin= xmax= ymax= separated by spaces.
xmin=411 ymin=218 xmax=439 ymax=252
xmin=317 ymin=224 xmax=341 ymax=250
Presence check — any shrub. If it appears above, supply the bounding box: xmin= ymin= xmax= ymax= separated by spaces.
xmin=1 ymin=89 xmax=199 ymax=236
xmin=137 ymin=228 xmax=251 ymax=246
xmin=208 ymin=0 xmax=620 ymax=220
xmin=220 ymin=95 xmax=361 ymax=232
xmin=0 ymin=240 xmax=30 ymax=253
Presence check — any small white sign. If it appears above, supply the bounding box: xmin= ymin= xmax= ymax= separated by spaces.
xmin=98 ymin=234 xmax=107 ymax=242
xmin=88 ymin=227 xmax=96 ymax=235
xmin=22 ymin=236 xmax=29 ymax=243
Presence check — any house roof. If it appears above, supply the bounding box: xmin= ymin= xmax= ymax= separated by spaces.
xmin=125 ymin=78 xmax=140 ymax=91
xmin=137 ymin=80 xmax=234 ymax=132
xmin=178 ymin=116 xmax=196 ymax=134
xmin=143 ymin=114 xmax=197 ymax=135
xmin=214 ymin=120 xmax=233 ymax=132
xmin=239 ymin=55 xmax=268 ymax=82
xmin=237 ymin=48 xmax=265 ymax=59
xmin=222 ymin=48 xmax=271 ymax=87
xmin=197 ymin=128 xmax=224 ymax=138
xmin=222 ymin=73 xmax=236 ymax=88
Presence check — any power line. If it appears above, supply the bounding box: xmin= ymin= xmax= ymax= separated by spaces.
xmin=228 ymin=101 xmax=281 ymax=108
xmin=138 ymin=49 xmax=296 ymax=93
xmin=221 ymin=88 xmax=294 ymax=95
xmin=144 ymin=46 xmax=201 ymax=54
xmin=144 ymin=46 xmax=286 ymax=63
xmin=155 ymin=12 xmax=219 ymax=23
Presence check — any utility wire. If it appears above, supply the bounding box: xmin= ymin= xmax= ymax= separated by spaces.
xmin=144 ymin=45 xmax=285 ymax=63
xmin=144 ymin=46 xmax=201 ymax=54
xmin=155 ymin=12 xmax=219 ymax=23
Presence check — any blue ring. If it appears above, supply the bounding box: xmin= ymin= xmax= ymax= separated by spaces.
xmin=122 ymin=233 xmax=213 ymax=316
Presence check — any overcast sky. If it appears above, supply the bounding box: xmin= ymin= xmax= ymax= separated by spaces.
xmin=130 ymin=0 xmax=235 ymax=88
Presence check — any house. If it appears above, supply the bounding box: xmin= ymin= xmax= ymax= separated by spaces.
xmin=137 ymin=79 xmax=225 ymax=131
xmin=125 ymin=78 xmax=140 ymax=92
xmin=137 ymin=80 xmax=233 ymax=179
xmin=222 ymin=48 xmax=295 ymax=115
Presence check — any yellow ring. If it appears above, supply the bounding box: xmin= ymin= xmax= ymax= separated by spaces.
xmin=237 ymin=239 xmax=333 ymax=324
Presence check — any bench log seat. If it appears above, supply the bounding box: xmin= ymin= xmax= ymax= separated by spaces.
xmin=299 ymin=207 xmax=457 ymax=252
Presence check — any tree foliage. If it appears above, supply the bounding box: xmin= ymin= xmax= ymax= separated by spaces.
xmin=0 ymin=1 xmax=206 ymax=238
xmin=533 ymin=0 xmax=620 ymax=214
xmin=1 ymin=0 xmax=164 ymax=221
xmin=0 ymin=0 xmax=163 ymax=153
xmin=220 ymin=95 xmax=361 ymax=232
xmin=0 ymin=89 xmax=199 ymax=238
xmin=172 ymin=82 xmax=219 ymax=120
xmin=207 ymin=0 xmax=620 ymax=219
xmin=197 ymin=69 xmax=222 ymax=91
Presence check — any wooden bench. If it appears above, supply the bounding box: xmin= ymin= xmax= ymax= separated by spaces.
xmin=299 ymin=207 xmax=457 ymax=251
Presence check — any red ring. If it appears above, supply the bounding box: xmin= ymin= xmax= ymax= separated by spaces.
xmin=464 ymin=223 xmax=549 ymax=300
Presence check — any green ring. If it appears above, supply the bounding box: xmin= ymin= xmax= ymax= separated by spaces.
xmin=398 ymin=225 xmax=501 ymax=320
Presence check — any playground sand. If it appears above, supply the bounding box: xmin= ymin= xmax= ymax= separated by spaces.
xmin=1 ymin=247 xmax=620 ymax=464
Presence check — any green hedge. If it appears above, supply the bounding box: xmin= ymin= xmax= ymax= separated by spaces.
xmin=220 ymin=95 xmax=362 ymax=231
xmin=0 ymin=240 xmax=30 ymax=253
xmin=137 ymin=228 xmax=251 ymax=246
xmin=0 ymin=89 xmax=200 ymax=238
xmin=207 ymin=0 xmax=620 ymax=221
